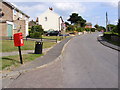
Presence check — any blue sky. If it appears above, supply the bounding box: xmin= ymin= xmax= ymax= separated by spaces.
xmin=10 ymin=0 xmax=119 ymax=27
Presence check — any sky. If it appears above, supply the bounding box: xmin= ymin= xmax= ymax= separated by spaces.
xmin=8 ymin=0 xmax=119 ymax=27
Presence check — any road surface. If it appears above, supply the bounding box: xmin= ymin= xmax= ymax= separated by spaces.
xmin=7 ymin=32 xmax=118 ymax=88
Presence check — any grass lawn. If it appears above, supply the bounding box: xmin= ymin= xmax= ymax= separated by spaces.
xmin=105 ymin=38 xmax=120 ymax=46
xmin=1 ymin=40 xmax=56 ymax=52
xmin=104 ymin=32 xmax=120 ymax=36
xmin=103 ymin=32 xmax=120 ymax=46
xmin=1 ymin=36 xmax=69 ymax=70
xmin=42 ymin=36 xmax=64 ymax=41
xmin=1 ymin=54 xmax=43 ymax=70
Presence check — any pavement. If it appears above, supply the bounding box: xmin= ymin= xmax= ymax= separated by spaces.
xmin=97 ymin=36 xmax=120 ymax=51
xmin=2 ymin=37 xmax=72 ymax=87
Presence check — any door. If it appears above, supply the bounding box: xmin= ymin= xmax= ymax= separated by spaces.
xmin=7 ymin=24 xmax=13 ymax=37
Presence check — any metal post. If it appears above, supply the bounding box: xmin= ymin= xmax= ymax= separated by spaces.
xmin=26 ymin=36 xmax=27 ymax=41
xmin=56 ymin=37 xmax=57 ymax=43
xmin=18 ymin=46 xmax=23 ymax=64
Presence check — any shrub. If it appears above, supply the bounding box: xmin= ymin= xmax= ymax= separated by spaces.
xmin=29 ymin=25 xmax=44 ymax=38
xmin=30 ymin=32 xmax=42 ymax=38
xmin=85 ymin=28 xmax=91 ymax=32
xmin=76 ymin=27 xmax=84 ymax=32
xmin=91 ymin=28 xmax=95 ymax=32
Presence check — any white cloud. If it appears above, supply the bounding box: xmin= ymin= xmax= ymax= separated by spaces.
xmin=107 ymin=1 xmax=118 ymax=7
xmin=15 ymin=4 xmax=48 ymax=20
xmin=7 ymin=0 xmax=120 ymax=2
xmin=54 ymin=3 xmax=86 ymax=14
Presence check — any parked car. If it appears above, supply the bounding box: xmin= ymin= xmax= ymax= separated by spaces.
xmin=46 ymin=31 xmax=59 ymax=36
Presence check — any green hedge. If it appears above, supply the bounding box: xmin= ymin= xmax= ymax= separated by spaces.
xmin=29 ymin=25 xmax=44 ymax=38
xmin=30 ymin=32 xmax=42 ymax=38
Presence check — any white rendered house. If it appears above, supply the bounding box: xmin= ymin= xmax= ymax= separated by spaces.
xmin=38 ymin=8 xmax=64 ymax=31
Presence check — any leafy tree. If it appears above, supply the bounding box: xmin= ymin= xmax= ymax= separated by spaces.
xmin=65 ymin=22 xmax=69 ymax=26
xmin=67 ymin=13 xmax=86 ymax=27
xmin=97 ymin=26 xmax=106 ymax=32
xmin=94 ymin=24 xmax=99 ymax=29
xmin=94 ymin=24 xmax=106 ymax=32
xmin=118 ymin=19 xmax=120 ymax=35
xmin=67 ymin=13 xmax=79 ymax=24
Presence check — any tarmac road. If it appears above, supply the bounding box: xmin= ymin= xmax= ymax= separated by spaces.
xmin=7 ymin=32 xmax=118 ymax=88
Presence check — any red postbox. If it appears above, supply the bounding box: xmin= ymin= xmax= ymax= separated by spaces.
xmin=14 ymin=33 xmax=24 ymax=47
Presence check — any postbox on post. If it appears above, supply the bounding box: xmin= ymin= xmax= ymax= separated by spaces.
xmin=14 ymin=33 xmax=24 ymax=47
xmin=14 ymin=33 xmax=24 ymax=64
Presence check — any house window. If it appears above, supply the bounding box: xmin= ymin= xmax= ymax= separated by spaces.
xmin=20 ymin=13 xmax=22 ymax=18
xmin=13 ymin=9 xmax=17 ymax=15
xmin=45 ymin=17 xmax=47 ymax=21
xmin=13 ymin=23 xmax=17 ymax=29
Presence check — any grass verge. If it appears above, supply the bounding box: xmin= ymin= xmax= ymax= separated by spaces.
xmin=104 ymin=38 xmax=120 ymax=46
xmin=1 ymin=54 xmax=43 ymax=70
xmin=42 ymin=36 xmax=64 ymax=41
xmin=1 ymin=40 xmax=56 ymax=52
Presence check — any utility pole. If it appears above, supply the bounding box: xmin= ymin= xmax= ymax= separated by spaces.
xmin=106 ymin=12 xmax=108 ymax=32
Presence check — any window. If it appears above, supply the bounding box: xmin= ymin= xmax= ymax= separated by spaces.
xmin=13 ymin=23 xmax=17 ymax=29
xmin=13 ymin=9 xmax=17 ymax=15
xmin=20 ymin=13 xmax=22 ymax=18
xmin=45 ymin=17 xmax=47 ymax=21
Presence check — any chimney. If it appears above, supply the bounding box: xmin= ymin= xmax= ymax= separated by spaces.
xmin=49 ymin=7 xmax=53 ymax=11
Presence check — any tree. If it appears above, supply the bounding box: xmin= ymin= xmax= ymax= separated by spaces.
xmin=118 ymin=19 xmax=120 ymax=35
xmin=97 ymin=26 xmax=106 ymax=32
xmin=67 ymin=13 xmax=79 ymax=24
xmin=94 ymin=24 xmax=99 ymax=29
xmin=94 ymin=24 xmax=106 ymax=32
xmin=65 ymin=22 xmax=69 ymax=26
xmin=67 ymin=13 xmax=86 ymax=27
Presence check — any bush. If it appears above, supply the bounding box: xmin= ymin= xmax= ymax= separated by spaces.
xmin=66 ymin=25 xmax=75 ymax=31
xmin=103 ymin=34 xmax=111 ymax=40
xmin=85 ymin=28 xmax=91 ymax=32
xmin=76 ymin=27 xmax=84 ymax=32
xmin=30 ymin=32 xmax=42 ymax=38
xmin=29 ymin=25 xmax=44 ymax=38
xmin=91 ymin=28 xmax=95 ymax=32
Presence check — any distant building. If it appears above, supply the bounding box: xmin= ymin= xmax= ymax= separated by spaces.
xmin=38 ymin=8 xmax=65 ymax=31
xmin=85 ymin=22 xmax=92 ymax=28
xmin=29 ymin=20 xmax=39 ymax=28
xmin=0 ymin=0 xmax=30 ymax=38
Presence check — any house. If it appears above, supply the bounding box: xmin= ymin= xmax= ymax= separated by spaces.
xmin=38 ymin=7 xmax=65 ymax=32
xmin=0 ymin=0 xmax=30 ymax=38
xmin=29 ymin=20 xmax=39 ymax=28
xmin=85 ymin=22 xmax=92 ymax=28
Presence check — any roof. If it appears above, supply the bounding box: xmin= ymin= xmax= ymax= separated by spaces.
xmin=39 ymin=8 xmax=60 ymax=18
xmin=1 ymin=0 xmax=30 ymax=18
xmin=86 ymin=22 xmax=92 ymax=26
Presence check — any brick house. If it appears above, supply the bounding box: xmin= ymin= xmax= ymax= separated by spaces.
xmin=0 ymin=0 xmax=30 ymax=38
xmin=85 ymin=22 xmax=92 ymax=28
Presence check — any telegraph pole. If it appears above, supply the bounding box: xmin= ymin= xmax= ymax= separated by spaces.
xmin=106 ymin=12 xmax=108 ymax=32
